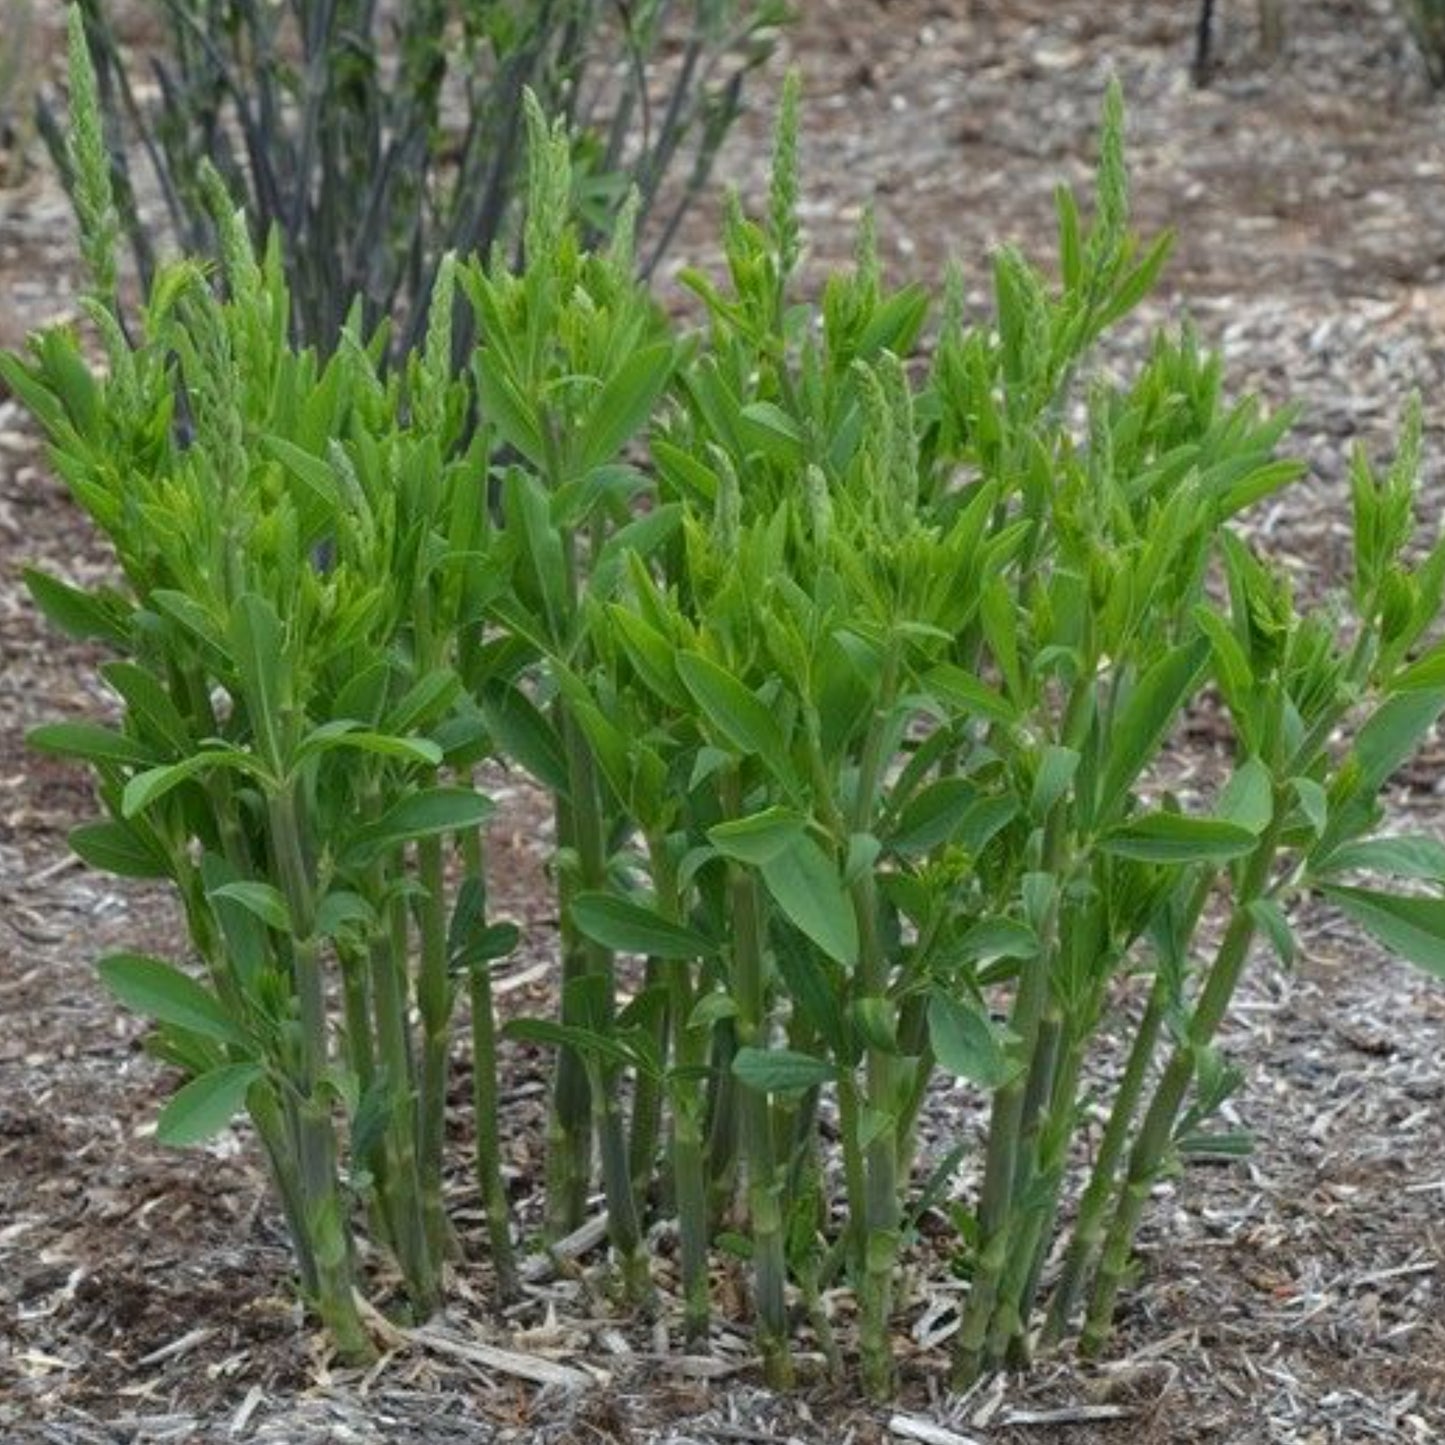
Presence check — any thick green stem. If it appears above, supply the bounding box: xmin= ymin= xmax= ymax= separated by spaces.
xmin=461 ymin=829 xmax=518 ymax=1301
xmin=269 ymin=789 xmax=371 ymax=1361
xmin=1043 ymin=978 xmax=1165 ymax=1344
xmin=545 ymin=711 xmax=611 ymax=1237
xmin=1080 ymin=817 xmax=1282 ymax=1355
xmin=726 ymin=775 xmax=792 ymax=1389
xmin=652 ymin=839 xmax=710 ymax=1341
xmin=366 ymin=862 xmax=436 ymax=1313
xmin=250 ymin=1079 xmax=320 ymax=1297
xmin=593 ymin=1059 xmax=654 ymax=1304
xmin=953 ymin=847 xmax=1065 ymax=1385
xmin=416 ymin=835 xmax=454 ymax=1269
xmin=990 ymin=1021 xmax=1085 ymax=1367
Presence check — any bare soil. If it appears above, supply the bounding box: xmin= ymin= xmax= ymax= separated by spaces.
xmin=3 ymin=2 xmax=1445 ymax=1441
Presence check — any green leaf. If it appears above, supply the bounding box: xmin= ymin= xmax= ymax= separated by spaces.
xmin=889 ymin=778 xmax=978 ymax=856
xmin=951 ymin=918 xmax=1040 ymax=964
xmin=1102 ymin=812 xmax=1258 ymax=865
xmin=343 ymin=787 xmax=495 ymax=867
xmin=69 ymin=819 xmax=171 ymax=879
xmin=208 ymin=880 xmax=294 ymax=934
xmin=97 ymin=953 xmax=247 ymax=1045
xmin=1292 ymin=776 xmax=1328 ymax=835
xmin=731 ymin=1046 xmax=835 ymax=1094
xmin=385 ymin=670 xmax=464 ymax=735
xmin=314 ymin=891 xmax=377 ymax=939
xmin=481 ymin=683 xmax=569 ymax=795
xmin=607 ymin=606 xmax=688 ymax=709
xmin=1097 ymin=637 xmax=1209 ymax=820
xmin=923 ymin=663 xmax=1019 ymax=727
xmin=1315 ymin=835 xmax=1445 ymax=885
xmin=1321 ymin=884 xmax=1445 ymax=980
xmin=577 ymin=341 xmax=675 ymax=473
xmin=760 ymin=836 xmax=858 ymax=967
xmin=155 ymin=1062 xmax=263 ymax=1147
xmin=476 ymin=360 xmax=546 ymax=468
xmin=228 ymin=594 xmax=288 ymax=772
xmin=928 ymin=989 xmax=1017 ymax=1090
xmin=504 ymin=1017 xmax=637 ymax=1072
xmin=686 ymin=989 xmax=739 ymax=1032
xmin=101 ymin=662 xmax=191 ymax=754
xmin=676 ymin=652 xmax=799 ymax=794
xmin=850 ymin=997 xmax=898 ymax=1054
xmin=707 ymin=807 xmax=807 ymax=866
xmin=122 ymin=749 xmax=266 ymax=817
xmin=1217 ymin=758 xmax=1274 ymax=834
xmin=1352 ymin=690 xmax=1445 ymax=794
xmin=1031 ymin=745 xmax=1080 ymax=819
xmin=294 ymin=720 xmax=443 ymax=768
xmin=24 ymin=568 xmax=132 ymax=646
xmin=571 ymin=893 xmax=718 ymax=959
xmin=1393 ymin=641 xmax=1445 ymax=692
xmin=1247 ymin=898 xmax=1296 ymax=967
xmin=739 ymin=401 xmax=806 ymax=467
xmin=29 ymin=722 xmax=159 ymax=770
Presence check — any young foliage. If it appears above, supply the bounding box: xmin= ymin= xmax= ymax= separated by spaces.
xmin=17 ymin=50 xmax=1445 ymax=1396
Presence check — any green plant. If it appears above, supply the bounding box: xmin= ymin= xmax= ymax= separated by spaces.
xmin=18 ymin=27 xmax=1445 ymax=1394
xmin=44 ymin=0 xmax=788 ymax=356
xmin=7 ymin=8 xmax=526 ymax=1358
xmin=473 ymin=76 xmax=1445 ymax=1395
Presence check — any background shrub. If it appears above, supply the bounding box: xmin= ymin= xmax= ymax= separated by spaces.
xmin=41 ymin=0 xmax=788 ymax=357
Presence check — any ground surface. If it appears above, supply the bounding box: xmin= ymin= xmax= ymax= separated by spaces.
xmin=3 ymin=1 xmax=1445 ymax=1441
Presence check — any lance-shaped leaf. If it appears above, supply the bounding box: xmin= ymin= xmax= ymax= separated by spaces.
xmin=675 ymin=652 xmax=802 ymax=798
xmin=759 ymin=835 xmax=859 ymax=967
xmin=208 ymin=880 xmax=294 ymax=934
xmin=576 ymin=340 xmax=676 ymax=474
xmin=69 ymin=819 xmax=172 ymax=879
xmin=293 ymin=719 xmax=443 ymax=768
xmin=707 ymin=807 xmax=808 ymax=866
xmin=928 ymin=989 xmax=1019 ymax=1090
xmin=1102 ymin=812 xmax=1258 ymax=864
xmin=1314 ymin=835 xmax=1445 ymax=885
xmin=29 ymin=722 xmax=160 ymax=770
xmin=342 ymin=787 xmax=495 ymax=867
xmin=228 ymin=594 xmax=288 ymax=773
xmin=155 ymin=1062 xmax=263 ymax=1147
xmin=732 ymin=1046 xmax=836 ymax=1095
xmin=122 ymin=748 xmax=268 ymax=817
xmin=25 ymin=568 xmax=132 ymax=646
xmin=572 ymin=893 xmax=719 ymax=959
xmin=98 ymin=953 xmax=248 ymax=1045
xmin=1321 ymin=884 xmax=1445 ymax=980
xmin=1097 ymin=636 xmax=1210 ymax=821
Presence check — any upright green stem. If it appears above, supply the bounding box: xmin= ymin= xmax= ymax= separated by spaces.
xmin=460 ymin=828 xmax=517 ymax=1301
xmin=366 ymin=852 xmax=436 ymax=1314
xmin=953 ymin=813 xmax=1067 ymax=1388
xmin=847 ymin=638 xmax=905 ymax=1399
xmin=725 ymin=772 xmax=793 ymax=1390
xmin=651 ymin=838 xmax=711 ymax=1341
xmin=269 ymin=788 xmax=371 ymax=1361
xmin=416 ymin=834 xmax=454 ymax=1268
xmin=545 ymin=711 xmax=609 ymax=1236
xmin=1080 ymin=817 xmax=1282 ymax=1355
xmin=1043 ymin=977 xmax=1165 ymax=1344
